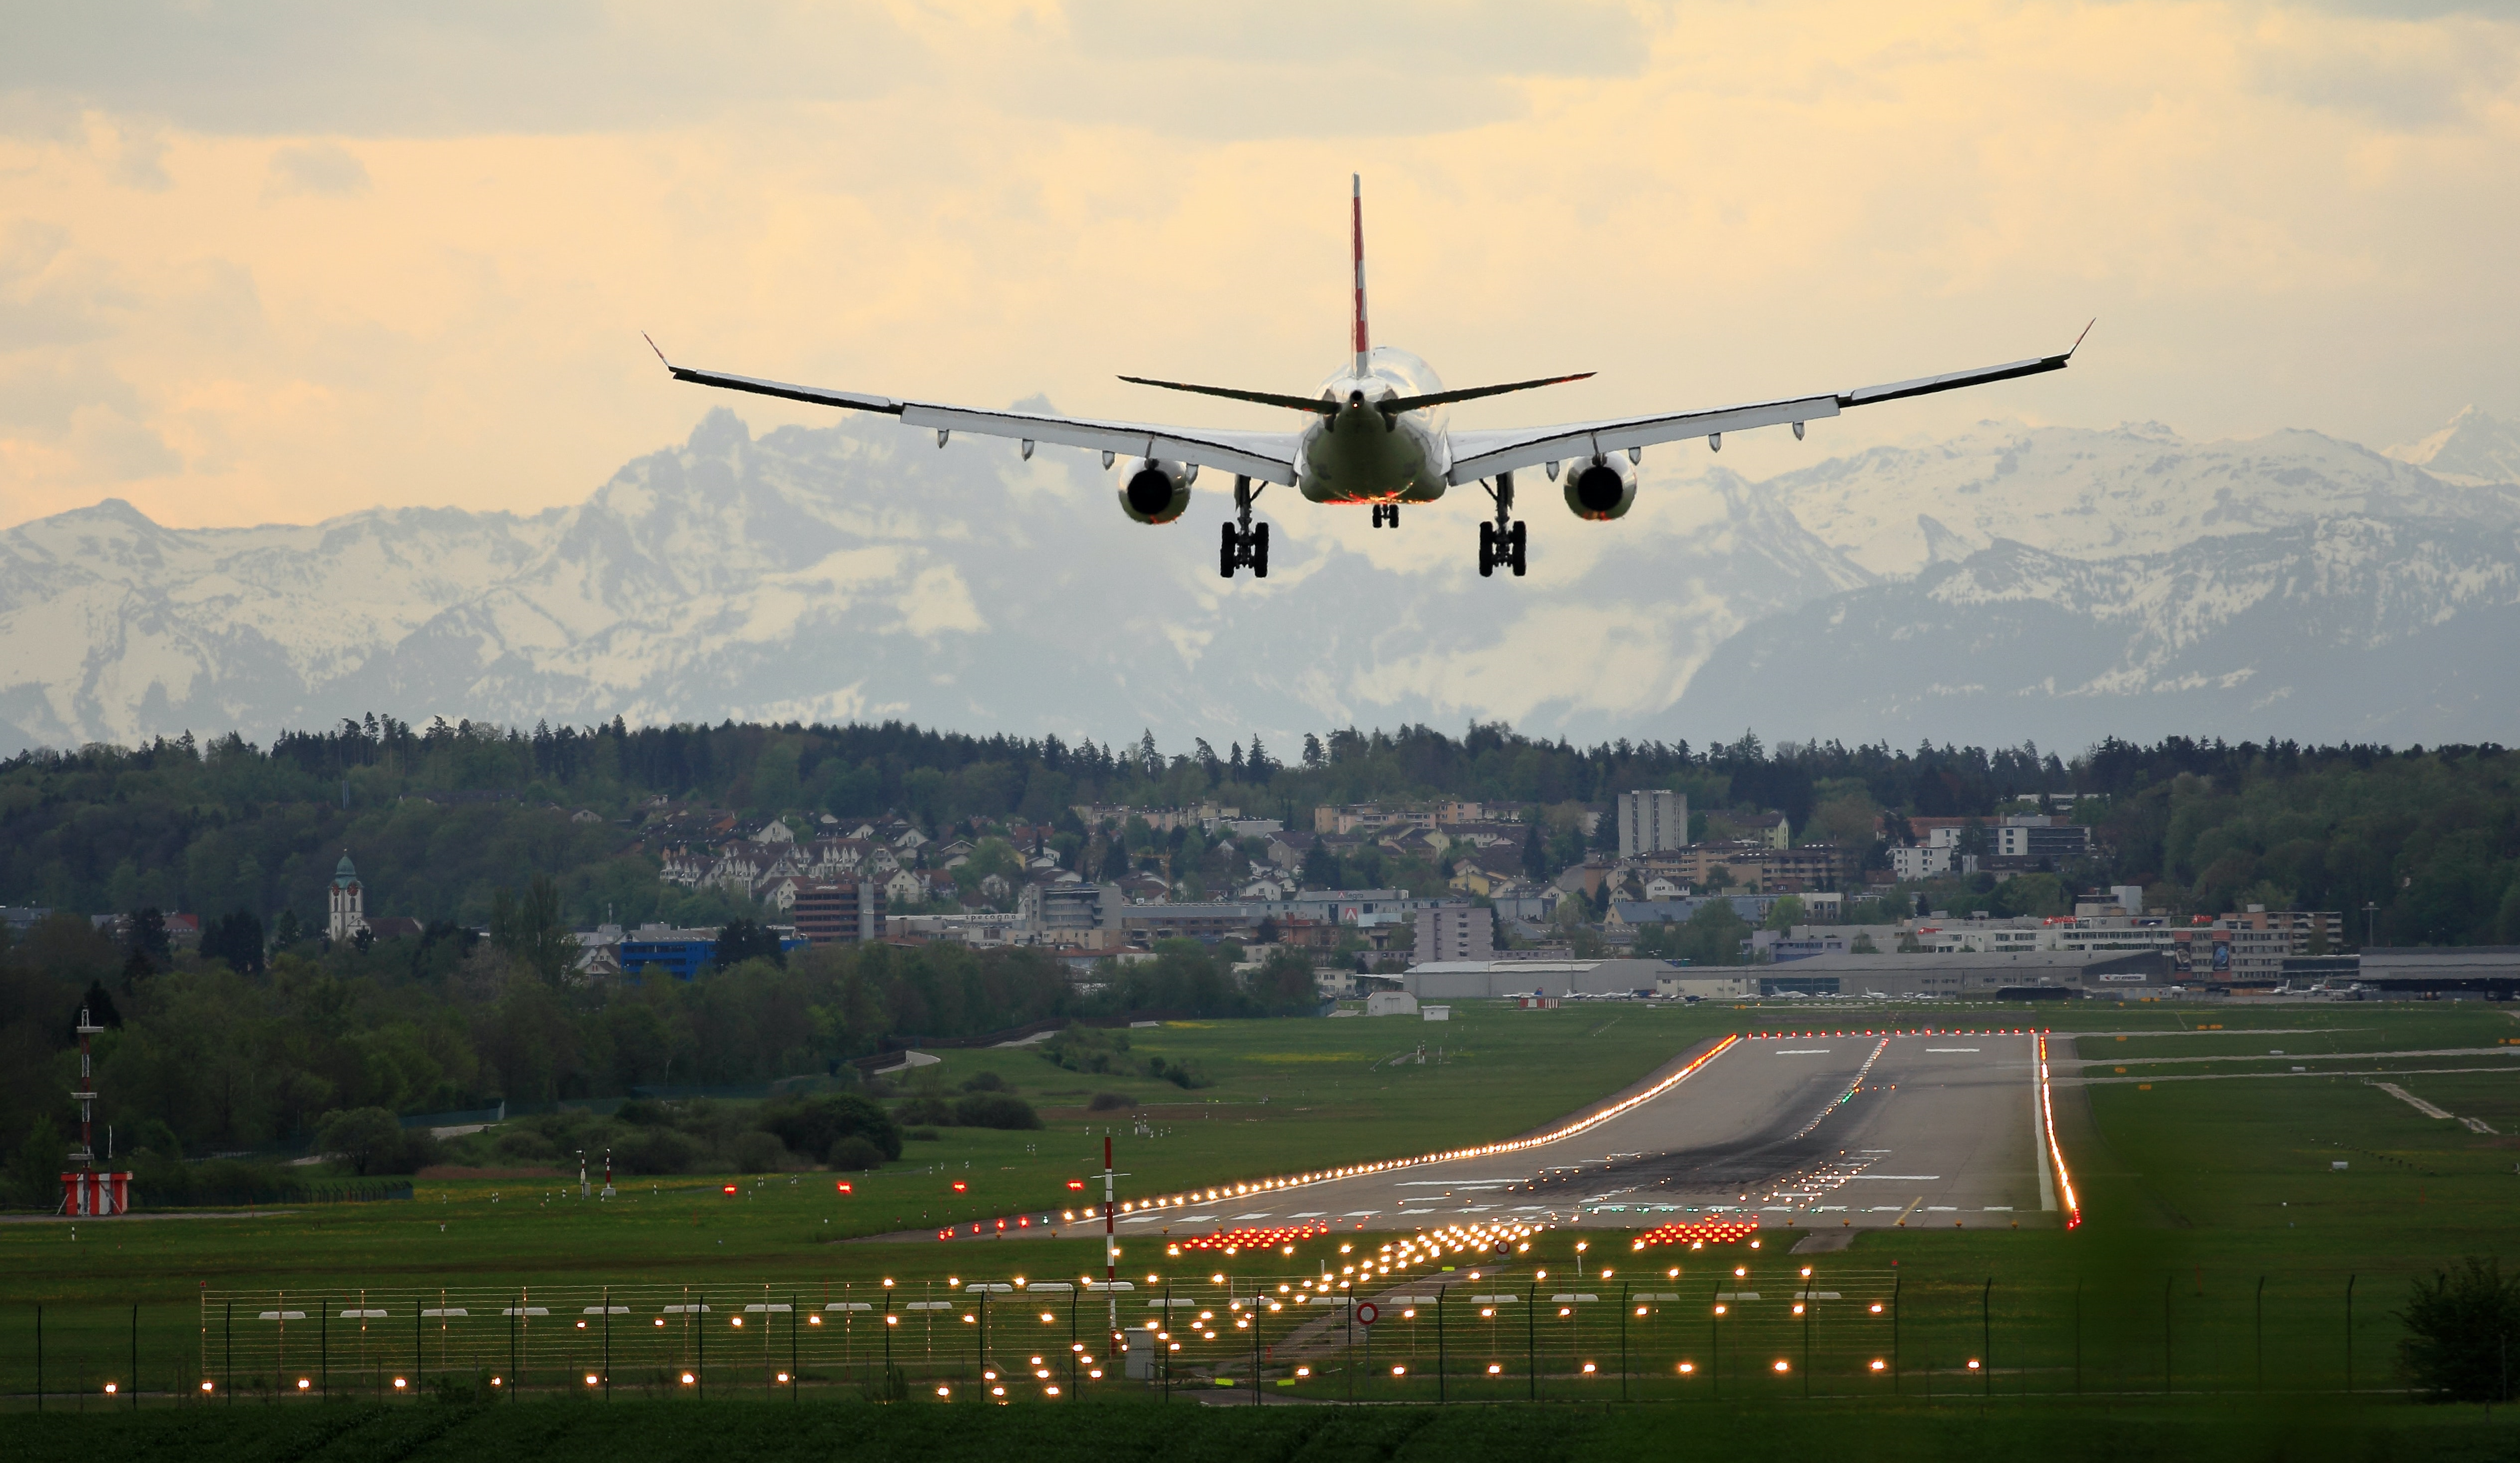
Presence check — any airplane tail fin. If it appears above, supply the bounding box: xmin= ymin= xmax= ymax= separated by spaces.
xmin=1351 ymin=173 xmax=1370 ymax=378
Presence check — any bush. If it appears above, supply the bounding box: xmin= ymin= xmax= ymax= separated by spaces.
xmin=960 ymin=1071 xmax=1008 ymax=1092
xmin=1146 ymin=1056 xmax=1213 ymax=1090
xmin=493 ymin=1128 xmax=561 ymax=1164
xmin=954 ymin=1092 xmax=1043 ymax=1130
xmin=1086 ymin=1092 xmax=1136 ymax=1111
xmin=829 ymin=1135 xmax=887 ymax=1171
xmin=614 ymin=1099 xmax=672 ymax=1126
xmin=906 ymin=1127 xmax=942 ymax=1141
xmin=730 ymin=1130 xmax=790 ymax=1173
xmin=2401 ymin=1257 xmax=2520 ymax=1401
xmin=895 ymin=1094 xmax=959 ymax=1127
xmin=758 ymin=1091 xmax=904 ymax=1163
xmin=617 ymin=1126 xmax=702 ymax=1175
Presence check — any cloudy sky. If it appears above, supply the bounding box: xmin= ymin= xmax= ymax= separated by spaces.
xmin=2 ymin=0 xmax=2515 ymax=531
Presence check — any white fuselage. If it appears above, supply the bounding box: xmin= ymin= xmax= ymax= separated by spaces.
xmin=1295 ymin=346 xmax=1452 ymax=503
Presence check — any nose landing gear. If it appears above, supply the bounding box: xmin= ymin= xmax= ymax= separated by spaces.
xmin=1220 ymin=476 xmax=1269 ymax=579
xmin=1478 ymin=472 xmax=1526 ymax=577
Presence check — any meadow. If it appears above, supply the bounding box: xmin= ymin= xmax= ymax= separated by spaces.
xmin=2 ymin=996 xmax=2516 ymax=1458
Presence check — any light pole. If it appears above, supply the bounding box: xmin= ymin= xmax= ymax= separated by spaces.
xmin=2362 ymin=902 xmax=2379 ymax=950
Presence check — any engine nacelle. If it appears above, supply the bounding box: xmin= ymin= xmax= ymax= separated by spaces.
xmin=1116 ymin=458 xmax=1194 ymax=524
xmin=1562 ymin=456 xmax=1636 ymax=520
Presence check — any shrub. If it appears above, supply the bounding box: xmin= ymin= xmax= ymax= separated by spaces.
xmin=906 ymin=1127 xmax=942 ymax=1142
xmin=829 ymin=1135 xmax=887 ymax=1172
xmin=895 ymin=1094 xmax=959 ymax=1127
xmin=2401 ymin=1257 xmax=2520 ymax=1402
xmin=1146 ymin=1056 xmax=1213 ymax=1090
xmin=493 ymin=1128 xmax=561 ymax=1163
xmin=960 ymin=1071 xmax=1008 ymax=1092
xmin=614 ymin=1099 xmax=672 ymax=1126
xmin=617 ymin=1126 xmax=702 ymax=1175
xmin=731 ymin=1130 xmax=790 ymax=1173
xmin=758 ymin=1091 xmax=904 ymax=1163
xmin=954 ymin=1092 xmax=1043 ymax=1130
xmin=1086 ymin=1092 xmax=1137 ymax=1111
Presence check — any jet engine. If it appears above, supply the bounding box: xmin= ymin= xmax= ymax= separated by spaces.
xmin=1562 ymin=455 xmax=1636 ymax=521
xmin=1116 ymin=458 xmax=1195 ymax=524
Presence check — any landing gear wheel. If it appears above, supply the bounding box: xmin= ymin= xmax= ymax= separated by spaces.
xmin=1386 ymin=503 xmax=1401 ymax=527
xmin=1478 ymin=520 xmax=1497 ymax=578
xmin=1220 ymin=521 xmax=1238 ymax=579
xmin=1509 ymin=520 xmax=1527 ymax=577
xmin=1252 ymin=522 xmax=1269 ymax=578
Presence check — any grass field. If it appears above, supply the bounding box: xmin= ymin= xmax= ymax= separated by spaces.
xmin=2 ymin=996 xmax=2516 ymax=1454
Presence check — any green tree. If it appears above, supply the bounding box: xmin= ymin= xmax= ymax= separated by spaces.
xmin=712 ymin=917 xmax=786 ymax=971
xmin=1764 ymin=895 xmax=1807 ymax=932
xmin=2398 ymin=1257 xmax=2520 ymax=1402
xmin=5 ymin=1115 xmax=65 ymax=1208
xmin=490 ymin=876 xmax=579 ymax=985
xmin=315 ymin=1106 xmax=405 ymax=1176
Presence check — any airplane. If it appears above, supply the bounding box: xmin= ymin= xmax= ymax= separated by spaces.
xmin=646 ymin=176 xmax=2085 ymax=581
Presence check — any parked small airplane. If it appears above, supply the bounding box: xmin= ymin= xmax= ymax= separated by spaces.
xmin=648 ymin=177 xmax=2084 ymax=581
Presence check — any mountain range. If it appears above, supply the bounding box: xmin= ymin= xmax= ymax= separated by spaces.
xmin=3 ymin=403 xmax=2516 ymax=757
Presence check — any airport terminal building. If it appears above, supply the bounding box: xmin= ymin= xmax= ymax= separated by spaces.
xmin=1403 ymin=950 xmax=2171 ymax=1001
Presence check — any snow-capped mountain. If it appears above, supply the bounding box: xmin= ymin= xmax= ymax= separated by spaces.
xmin=1 ymin=406 xmax=2512 ymax=755
xmin=1761 ymin=418 xmax=2520 ymax=578
xmin=2386 ymin=407 xmax=2520 ymax=489
xmin=1676 ymin=517 xmax=2520 ymax=746
xmin=0 ymin=408 xmax=1871 ymax=755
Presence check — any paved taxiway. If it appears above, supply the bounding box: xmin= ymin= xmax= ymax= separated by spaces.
xmin=1041 ymin=1030 xmax=2053 ymax=1243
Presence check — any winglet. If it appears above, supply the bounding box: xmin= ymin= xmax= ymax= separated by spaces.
xmin=642 ymin=331 xmax=672 ymax=370
xmin=2067 ymin=319 xmax=2095 ymax=360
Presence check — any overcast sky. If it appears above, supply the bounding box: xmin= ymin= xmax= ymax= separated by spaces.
xmin=2 ymin=0 xmax=2514 ymax=529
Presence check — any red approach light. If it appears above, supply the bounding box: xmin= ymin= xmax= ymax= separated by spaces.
xmin=1067 ymin=1179 xmax=1086 ymax=1191
xmin=837 ymin=1181 xmax=854 ymax=1194
xmin=722 ymin=1184 xmax=739 ymax=1195
xmin=953 ymin=1181 xmax=968 ymax=1193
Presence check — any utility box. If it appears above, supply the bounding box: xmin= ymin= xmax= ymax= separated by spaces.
xmin=1125 ymin=1324 xmax=1158 ymax=1380
xmin=1423 ymin=1005 xmax=1451 ymax=1021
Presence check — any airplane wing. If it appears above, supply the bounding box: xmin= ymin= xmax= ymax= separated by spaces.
xmin=1445 ymin=329 xmax=2088 ymax=486
xmin=647 ymin=340 xmax=1303 ymax=485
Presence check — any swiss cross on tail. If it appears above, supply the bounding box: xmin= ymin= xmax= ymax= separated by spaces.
xmin=646 ymin=178 xmax=2086 ymax=582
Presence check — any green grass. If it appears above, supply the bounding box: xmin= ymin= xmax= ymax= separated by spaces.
xmin=3 ymin=999 xmax=2517 ymax=1438
xmin=3 ymin=1395 xmax=2516 ymax=1463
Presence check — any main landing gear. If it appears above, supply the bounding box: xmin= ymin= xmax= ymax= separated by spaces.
xmin=1220 ymin=476 xmax=1269 ymax=579
xmin=1479 ymin=471 xmax=1527 ymax=577
xmin=1370 ymin=502 xmax=1402 ymax=527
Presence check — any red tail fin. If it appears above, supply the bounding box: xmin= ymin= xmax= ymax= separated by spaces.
xmin=1351 ymin=173 xmax=1369 ymax=378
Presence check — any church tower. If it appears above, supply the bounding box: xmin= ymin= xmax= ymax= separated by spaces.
xmin=328 ymin=851 xmax=367 ymax=941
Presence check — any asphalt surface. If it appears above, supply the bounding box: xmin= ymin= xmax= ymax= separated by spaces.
xmin=1044 ymin=1030 xmax=2052 ymax=1242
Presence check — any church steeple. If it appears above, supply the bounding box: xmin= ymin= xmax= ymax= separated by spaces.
xmin=327 ymin=850 xmax=367 ymax=941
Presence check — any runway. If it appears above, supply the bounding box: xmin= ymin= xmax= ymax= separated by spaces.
xmin=1040 ymin=1029 xmax=2054 ymax=1242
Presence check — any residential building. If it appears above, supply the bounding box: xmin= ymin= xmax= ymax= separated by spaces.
xmin=1993 ymin=816 xmax=2094 ymax=862
xmin=1617 ymin=790 xmax=1689 ymax=858
xmin=792 ymin=880 xmax=886 ymax=945
xmin=1413 ymin=905 xmax=1494 ymax=964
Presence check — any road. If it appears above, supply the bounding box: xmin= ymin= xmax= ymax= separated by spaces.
xmin=1043 ymin=1029 xmax=2053 ymax=1243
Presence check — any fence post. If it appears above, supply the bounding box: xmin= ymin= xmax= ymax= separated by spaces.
xmin=1982 ymin=1278 xmax=1993 ymax=1400
xmin=1619 ymin=1281 xmax=1630 ymax=1403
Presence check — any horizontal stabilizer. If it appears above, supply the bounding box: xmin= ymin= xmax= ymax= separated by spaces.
xmin=1117 ymin=376 xmax=1337 ymax=415
xmin=1378 ymin=372 xmax=1593 ymax=414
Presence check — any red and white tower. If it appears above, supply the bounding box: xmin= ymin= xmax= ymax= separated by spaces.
xmin=60 ymin=1002 xmax=132 ymax=1216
